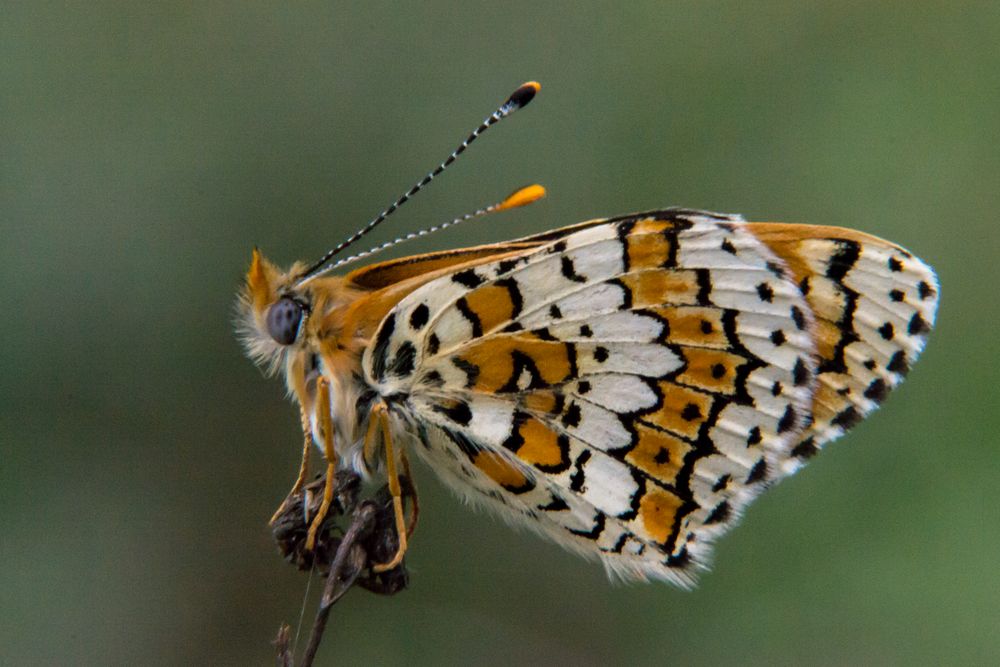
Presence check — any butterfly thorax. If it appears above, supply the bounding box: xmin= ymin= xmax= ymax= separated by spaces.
xmin=238 ymin=247 xmax=497 ymax=473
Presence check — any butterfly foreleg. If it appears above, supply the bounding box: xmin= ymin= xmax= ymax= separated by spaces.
xmin=305 ymin=377 xmax=338 ymax=551
xmin=366 ymin=402 xmax=410 ymax=573
xmin=268 ymin=404 xmax=314 ymax=525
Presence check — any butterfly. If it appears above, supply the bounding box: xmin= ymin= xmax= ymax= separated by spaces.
xmin=237 ymin=82 xmax=938 ymax=586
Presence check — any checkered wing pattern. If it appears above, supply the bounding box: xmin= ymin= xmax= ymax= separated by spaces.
xmin=362 ymin=209 xmax=937 ymax=585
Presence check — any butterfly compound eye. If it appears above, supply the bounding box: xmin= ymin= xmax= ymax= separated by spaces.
xmin=266 ymin=297 xmax=303 ymax=345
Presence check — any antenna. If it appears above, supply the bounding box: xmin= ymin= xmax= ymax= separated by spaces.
xmin=294 ymin=81 xmax=541 ymax=286
xmin=323 ymin=184 xmax=546 ymax=273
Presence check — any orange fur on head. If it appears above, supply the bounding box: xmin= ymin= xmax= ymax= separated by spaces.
xmin=247 ymin=248 xmax=279 ymax=315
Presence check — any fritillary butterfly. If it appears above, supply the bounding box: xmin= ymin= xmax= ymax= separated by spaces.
xmin=237 ymin=82 xmax=937 ymax=585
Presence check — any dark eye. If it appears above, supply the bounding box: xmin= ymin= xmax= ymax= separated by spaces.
xmin=266 ymin=297 xmax=304 ymax=345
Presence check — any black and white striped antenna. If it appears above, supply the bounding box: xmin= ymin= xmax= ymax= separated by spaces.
xmin=294 ymin=81 xmax=541 ymax=286
xmin=318 ymin=184 xmax=546 ymax=273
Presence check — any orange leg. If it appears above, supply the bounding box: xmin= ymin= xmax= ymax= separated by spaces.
xmin=306 ymin=378 xmax=338 ymax=551
xmin=269 ymin=404 xmax=314 ymax=525
xmin=368 ymin=403 xmax=410 ymax=573
xmin=400 ymin=449 xmax=419 ymax=539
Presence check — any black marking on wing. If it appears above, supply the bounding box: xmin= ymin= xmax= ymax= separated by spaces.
xmin=560 ymin=255 xmax=588 ymax=283
xmin=409 ymin=303 xmax=429 ymax=330
xmin=370 ymin=312 xmax=396 ymax=381
xmin=389 ymin=341 xmax=416 ymax=377
xmin=452 ymin=268 xmax=485 ymax=288
xmin=568 ymin=512 xmax=606 ymax=540
xmin=826 ymin=239 xmax=861 ymax=282
xmin=432 ymin=400 xmax=473 ymax=426
xmin=452 ymin=355 xmax=480 ymax=389
xmin=495 ymin=277 xmax=524 ymax=319
xmin=456 ymin=296 xmax=483 ymax=338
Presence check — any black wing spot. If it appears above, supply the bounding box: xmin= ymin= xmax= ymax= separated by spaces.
xmin=771 ymin=381 xmax=783 ymax=396
xmin=409 ymin=303 xmax=430 ymax=330
xmin=561 ymin=402 xmax=582 ymax=428
xmin=452 ymin=356 xmax=480 ymax=389
xmin=700 ymin=320 xmax=713 ymax=334
xmin=711 ymin=363 xmax=726 ymax=379
xmin=878 ymin=322 xmax=895 ymax=340
xmin=497 ymin=258 xmax=520 ymax=275
xmin=560 ymin=256 xmax=587 ymax=283
xmin=423 ymin=370 xmax=444 ymax=387
xmin=918 ymin=281 xmax=935 ymax=300
xmin=756 ymin=282 xmax=774 ymax=303
xmin=427 ymin=333 xmax=440 ymax=356
xmin=792 ymin=357 xmax=810 ymax=386
xmin=432 ymin=400 xmax=473 ymax=426
xmin=909 ymin=312 xmax=930 ymax=336
xmin=711 ymin=474 xmax=731 ymax=492
xmin=777 ymin=405 xmax=797 ymax=433
xmin=721 ymin=238 xmax=737 ymax=254
xmin=549 ymin=304 xmax=563 ymax=319
xmin=831 ymin=405 xmax=862 ymax=430
xmin=887 ymin=350 xmax=909 ymax=376
xmin=746 ymin=458 xmax=768 ymax=484
xmin=569 ymin=450 xmax=591 ymax=492
xmin=827 ymin=240 xmax=861 ymax=281
xmin=389 ymin=341 xmax=416 ymax=377
xmin=681 ymin=403 xmax=702 ymax=421
xmin=538 ymin=496 xmax=569 ymax=512
xmin=791 ymin=305 xmax=806 ymax=330
xmin=695 ymin=269 xmax=712 ymax=305
xmin=667 ymin=546 xmax=691 ymax=569
xmin=452 ymin=268 xmax=485 ymax=288
xmin=370 ymin=313 xmax=396 ymax=381
xmin=770 ymin=330 xmax=786 ymax=346
xmin=579 ymin=324 xmax=593 ymax=338
xmin=704 ymin=501 xmax=731 ymax=525
xmin=593 ymin=346 xmax=609 ymax=363
xmin=456 ymin=296 xmax=483 ymax=337
xmin=889 ymin=289 xmax=905 ymax=303
xmin=791 ymin=436 xmax=818 ymax=460
xmin=747 ymin=426 xmax=762 ymax=446
xmin=864 ymin=378 xmax=888 ymax=403
xmin=888 ymin=257 xmax=903 ymax=272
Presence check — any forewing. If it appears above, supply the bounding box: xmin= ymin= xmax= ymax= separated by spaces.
xmin=363 ymin=210 xmax=823 ymax=585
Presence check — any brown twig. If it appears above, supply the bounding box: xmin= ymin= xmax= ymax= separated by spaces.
xmin=300 ymin=502 xmax=375 ymax=666
xmin=270 ymin=472 xmax=410 ymax=667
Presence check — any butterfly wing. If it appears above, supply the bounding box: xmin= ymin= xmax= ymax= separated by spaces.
xmin=361 ymin=210 xmax=936 ymax=585
xmin=749 ymin=224 xmax=939 ymax=465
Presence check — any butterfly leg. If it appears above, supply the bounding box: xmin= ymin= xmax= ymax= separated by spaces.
xmin=367 ymin=402 xmax=410 ymax=573
xmin=268 ymin=404 xmax=314 ymax=525
xmin=305 ymin=377 xmax=338 ymax=551
xmin=400 ymin=448 xmax=419 ymax=538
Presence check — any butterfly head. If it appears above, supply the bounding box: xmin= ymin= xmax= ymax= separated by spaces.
xmin=236 ymin=248 xmax=316 ymax=375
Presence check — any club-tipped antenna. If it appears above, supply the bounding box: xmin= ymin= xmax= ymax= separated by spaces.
xmin=294 ymin=81 xmax=541 ymax=286
xmin=322 ymin=184 xmax=546 ymax=273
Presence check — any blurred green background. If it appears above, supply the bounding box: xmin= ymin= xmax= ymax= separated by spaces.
xmin=3 ymin=3 xmax=998 ymax=665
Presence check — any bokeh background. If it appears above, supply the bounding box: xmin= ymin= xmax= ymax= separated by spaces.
xmin=3 ymin=3 xmax=998 ymax=665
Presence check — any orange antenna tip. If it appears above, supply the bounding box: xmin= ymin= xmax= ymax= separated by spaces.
xmin=497 ymin=184 xmax=547 ymax=211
